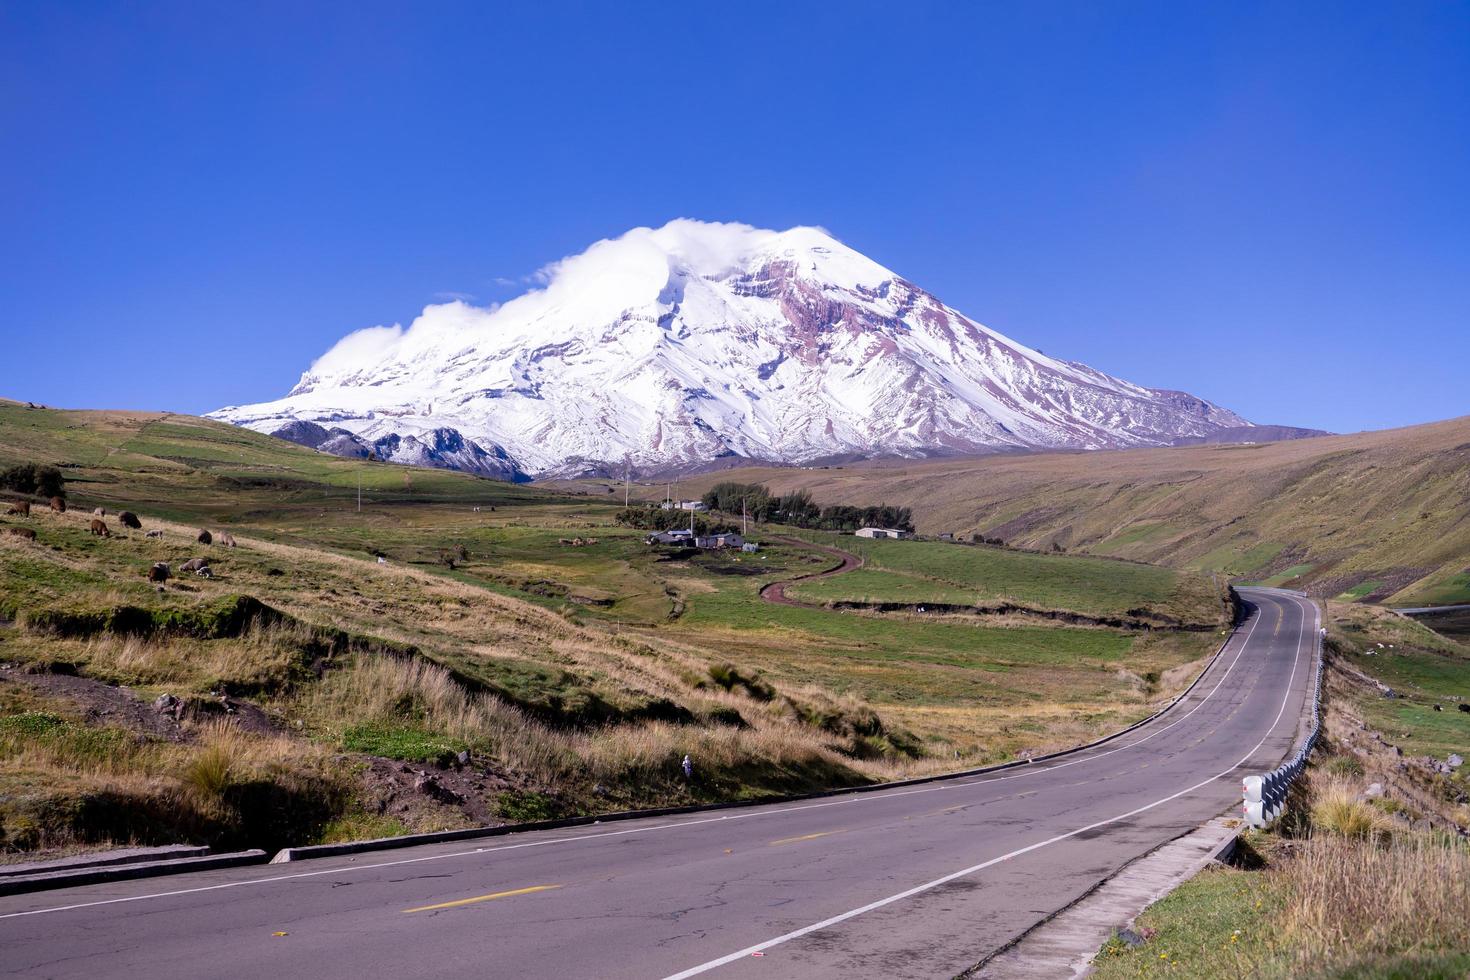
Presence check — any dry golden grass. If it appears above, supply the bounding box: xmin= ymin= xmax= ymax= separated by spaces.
xmin=1280 ymin=833 xmax=1470 ymax=963
xmin=292 ymin=654 xmax=574 ymax=780
xmin=1308 ymin=776 xmax=1394 ymax=841
xmin=673 ymin=415 xmax=1470 ymax=604
xmin=80 ymin=619 xmax=315 ymax=691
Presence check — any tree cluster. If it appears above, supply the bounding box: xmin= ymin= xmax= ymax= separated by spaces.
xmin=0 ymin=462 xmax=65 ymax=500
xmin=615 ymin=507 xmax=733 ymax=535
xmin=699 ymin=482 xmax=913 ymax=532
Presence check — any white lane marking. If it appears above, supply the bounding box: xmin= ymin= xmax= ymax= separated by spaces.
xmin=0 ymin=599 xmax=1275 ymax=922
xmin=660 ymin=593 xmax=1312 ymax=979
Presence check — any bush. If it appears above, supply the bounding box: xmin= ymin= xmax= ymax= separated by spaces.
xmin=184 ymin=744 xmax=236 ymax=800
xmin=1311 ymin=778 xmax=1392 ymax=840
xmin=707 ymin=663 xmax=775 ymax=701
xmin=0 ymin=462 xmax=65 ymax=500
xmin=496 ymin=790 xmax=559 ymax=822
xmin=0 ymin=711 xmax=67 ymax=738
xmin=1323 ymin=755 xmax=1365 ymax=778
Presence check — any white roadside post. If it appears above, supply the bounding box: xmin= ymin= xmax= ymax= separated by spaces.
xmin=1242 ymin=775 xmax=1266 ymax=828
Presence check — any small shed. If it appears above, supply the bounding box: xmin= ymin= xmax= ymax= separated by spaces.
xmin=695 ymin=532 xmax=744 ymax=549
xmin=854 ymin=527 xmax=912 ymax=540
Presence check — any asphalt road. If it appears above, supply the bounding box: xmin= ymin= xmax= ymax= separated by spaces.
xmin=0 ymin=588 xmax=1318 ymax=980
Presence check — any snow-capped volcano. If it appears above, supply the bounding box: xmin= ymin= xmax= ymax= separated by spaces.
xmin=211 ymin=219 xmax=1249 ymax=479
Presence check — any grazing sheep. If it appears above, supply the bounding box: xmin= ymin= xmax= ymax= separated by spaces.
xmin=195 ymin=566 xmax=213 ymax=579
xmin=179 ymin=557 xmax=209 ymax=573
xmin=4 ymin=502 xmax=28 ymax=517
xmin=5 ymin=527 xmax=36 ymax=541
xmin=89 ymin=518 xmax=111 ymax=538
xmin=146 ymin=562 xmax=170 ymax=584
xmin=93 ymin=507 xmax=106 ymax=517
xmin=218 ymin=532 xmax=236 ymax=548
xmin=145 ymin=529 xmax=164 ymax=539
xmin=119 ymin=512 xmax=142 ymax=529
xmin=49 ymin=496 xmax=65 ymax=514
xmin=197 ymin=529 xmax=212 ymax=545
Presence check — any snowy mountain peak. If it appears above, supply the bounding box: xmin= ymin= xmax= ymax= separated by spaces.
xmin=211 ymin=219 xmax=1250 ymax=479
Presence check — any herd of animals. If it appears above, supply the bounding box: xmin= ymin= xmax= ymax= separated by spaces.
xmin=2 ymin=495 xmax=235 ymax=586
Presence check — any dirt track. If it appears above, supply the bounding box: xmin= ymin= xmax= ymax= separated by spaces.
xmin=758 ymin=536 xmax=863 ymax=607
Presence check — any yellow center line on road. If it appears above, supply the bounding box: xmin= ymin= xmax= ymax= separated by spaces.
xmin=401 ymin=884 xmax=562 ymax=914
xmin=768 ymin=830 xmax=844 ymax=846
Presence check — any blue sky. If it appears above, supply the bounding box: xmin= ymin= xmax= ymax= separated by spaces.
xmin=2 ymin=2 xmax=1466 ymax=433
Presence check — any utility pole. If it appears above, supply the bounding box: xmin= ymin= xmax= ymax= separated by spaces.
xmin=357 ymin=471 xmax=362 ymax=513
xmin=742 ymin=496 xmax=747 ymax=535
xmin=624 ymin=463 xmax=630 ymax=508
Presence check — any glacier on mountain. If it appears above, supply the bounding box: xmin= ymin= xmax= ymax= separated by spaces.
xmin=210 ymin=219 xmax=1248 ymax=479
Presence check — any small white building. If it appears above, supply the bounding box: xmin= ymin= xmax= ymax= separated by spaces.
xmin=741 ymin=542 xmax=761 ymax=553
xmin=855 ymin=527 xmax=912 ymax=540
xmin=695 ymin=532 xmax=744 ymax=550
xmin=679 ymin=500 xmax=708 ymax=512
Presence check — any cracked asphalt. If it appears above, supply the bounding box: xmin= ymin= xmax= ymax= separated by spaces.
xmin=0 ymin=589 xmax=1317 ymax=979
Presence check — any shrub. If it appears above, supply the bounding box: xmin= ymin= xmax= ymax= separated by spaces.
xmin=1311 ymin=778 xmax=1392 ymax=841
xmin=0 ymin=711 xmax=67 ymax=738
xmin=0 ymin=462 xmax=64 ymax=500
xmin=1323 ymin=755 xmax=1365 ymax=778
xmin=184 ymin=744 xmax=236 ymax=800
xmin=496 ymin=790 xmax=558 ymax=822
xmin=707 ymin=663 xmax=775 ymax=701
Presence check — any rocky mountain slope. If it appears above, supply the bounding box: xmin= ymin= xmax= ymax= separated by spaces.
xmin=211 ymin=220 xmax=1252 ymax=479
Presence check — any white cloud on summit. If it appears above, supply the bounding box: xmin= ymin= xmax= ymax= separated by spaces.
xmin=310 ymin=324 xmax=404 ymax=375
xmin=305 ymin=220 xmax=845 ymax=378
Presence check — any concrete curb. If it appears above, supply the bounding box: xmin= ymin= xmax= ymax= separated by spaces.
xmin=966 ymin=816 xmax=1244 ymax=979
xmin=272 ymin=596 xmax=1245 ymax=864
xmin=0 ymin=850 xmax=269 ymax=897
xmin=0 ymin=844 xmax=210 ymax=878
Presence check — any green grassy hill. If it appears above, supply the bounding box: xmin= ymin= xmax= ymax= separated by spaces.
xmin=674 ymin=416 xmax=1470 ymax=607
xmin=783 ymin=531 xmax=1226 ymax=628
xmin=0 ymin=399 xmax=1227 ymax=857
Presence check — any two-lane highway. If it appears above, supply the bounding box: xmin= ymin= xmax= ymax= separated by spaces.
xmin=0 ymin=589 xmax=1319 ymax=979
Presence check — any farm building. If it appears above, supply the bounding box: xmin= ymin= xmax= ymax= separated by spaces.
xmin=694 ymin=532 xmax=744 ymax=549
xmin=855 ymin=527 xmax=912 ymax=540
xmin=741 ymin=542 xmax=761 ymax=553
xmin=645 ymin=529 xmax=694 ymax=545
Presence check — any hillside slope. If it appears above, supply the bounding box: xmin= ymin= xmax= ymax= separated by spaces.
xmin=673 ymin=415 xmax=1470 ymax=607
xmin=0 ymin=399 xmax=1226 ymax=856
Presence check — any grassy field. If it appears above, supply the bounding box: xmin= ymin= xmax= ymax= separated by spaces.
xmin=0 ymin=399 xmax=1227 ymax=854
xmin=1325 ymin=603 xmax=1470 ymax=763
xmin=669 ymin=414 xmax=1470 ymax=607
xmin=1091 ymin=838 xmax=1470 ymax=979
xmin=781 ymin=532 xmax=1226 ymax=627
